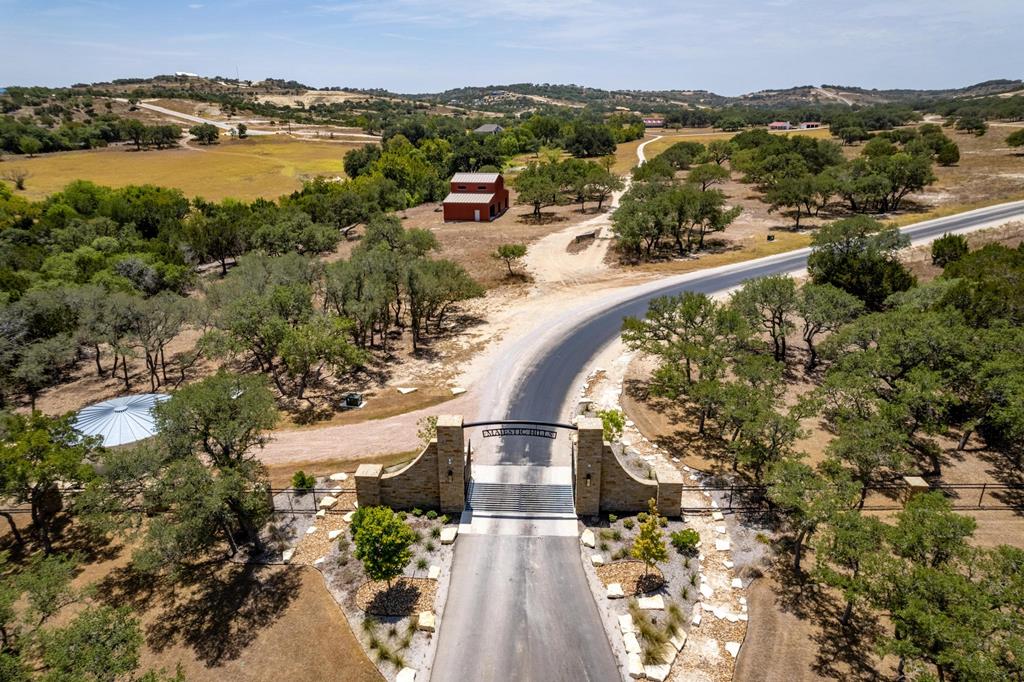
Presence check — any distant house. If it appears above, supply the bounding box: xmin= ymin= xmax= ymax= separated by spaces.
xmin=768 ymin=121 xmax=792 ymax=131
xmin=799 ymin=121 xmax=822 ymax=129
xmin=643 ymin=118 xmax=666 ymax=128
xmin=442 ymin=172 xmax=510 ymax=222
xmin=473 ymin=123 xmax=504 ymax=135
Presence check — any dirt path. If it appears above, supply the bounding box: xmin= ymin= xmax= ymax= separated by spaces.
xmin=522 ymin=136 xmax=660 ymax=286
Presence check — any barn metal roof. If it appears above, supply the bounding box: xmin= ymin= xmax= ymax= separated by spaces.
xmin=451 ymin=172 xmax=501 ymax=183
xmin=73 ymin=393 xmax=170 ymax=447
xmin=442 ymin=192 xmax=495 ymax=205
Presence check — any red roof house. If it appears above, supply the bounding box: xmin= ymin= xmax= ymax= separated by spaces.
xmin=442 ymin=172 xmax=509 ymax=222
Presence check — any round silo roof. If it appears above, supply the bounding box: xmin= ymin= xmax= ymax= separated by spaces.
xmin=73 ymin=393 xmax=170 ymax=447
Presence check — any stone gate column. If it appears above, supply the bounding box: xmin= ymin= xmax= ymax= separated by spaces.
xmin=436 ymin=415 xmax=466 ymax=514
xmin=575 ymin=417 xmax=604 ymax=517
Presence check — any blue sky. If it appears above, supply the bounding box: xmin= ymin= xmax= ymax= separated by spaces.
xmin=1 ymin=0 xmax=1022 ymax=94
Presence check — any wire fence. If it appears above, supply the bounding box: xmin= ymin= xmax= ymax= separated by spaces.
xmin=681 ymin=482 xmax=1024 ymax=513
xmin=1 ymin=482 xmax=1021 ymax=517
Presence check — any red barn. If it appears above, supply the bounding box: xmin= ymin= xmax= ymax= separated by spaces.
xmin=442 ymin=172 xmax=510 ymax=222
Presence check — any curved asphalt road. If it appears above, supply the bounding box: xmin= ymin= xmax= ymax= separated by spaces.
xmin=432 ymin=199 xmax=1024 ymax=681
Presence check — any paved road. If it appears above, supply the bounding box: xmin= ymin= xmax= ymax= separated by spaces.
xmin=430 ymin=198 xmax=1024 ymax=681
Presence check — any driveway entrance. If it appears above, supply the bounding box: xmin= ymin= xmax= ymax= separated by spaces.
xmin=458 ymin=419 xmax=578 ymax=537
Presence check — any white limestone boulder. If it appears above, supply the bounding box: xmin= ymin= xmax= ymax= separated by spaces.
xmin=618 ymin=614 xmax=635 ymax=634
xmin=645 ymin=663 xmax=671 ymax=682
xmin=329 ymin=472 xmax=348 ymax=482
xmin=417 ymin=611 xmax=436 ymax=632
xmin=428 ymin=565 xmax=441 ymax=580
xmin=580 ymin=529 xmax=596 ymax=548
xmin=328 ymin=529 xmax=343 ymax=541
xmin=396 ymin=668 xmax=417 ymax=682
xmin=623 ymin=632 xmax=641 ymax=655
xmin=606 ymin=583 xmax=625 ymax=599
xmin=282 ymin=548 xmax=295 ymax=564
xmin=318 ymin=495 xmax=338 ymax=509
xmin=440 ymin=527 xmax=458 ymax=545
xmin=725 ymin=641 xmax=741 ymax=658
xmin=637 ymin=595 xmax=665 ymax=610
xmin=590 ymin=554 xmax=605 ymax=567
xmin=627 ymin=653 xmax=645 ymax=679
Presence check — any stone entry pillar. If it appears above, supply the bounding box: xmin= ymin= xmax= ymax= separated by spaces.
xmin=436 ymin=415 xmax=466 ymax=514
xmin=574 ymin=417 xmax=604 ymax=517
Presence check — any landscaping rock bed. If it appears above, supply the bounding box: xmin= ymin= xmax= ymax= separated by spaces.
xmin=356 ymin=577 xmax=437 ymax=616
xmin=596 ymin=560 xmax=665 ymax=596
xmin=256 ymin=475 xmax=457 ymax=682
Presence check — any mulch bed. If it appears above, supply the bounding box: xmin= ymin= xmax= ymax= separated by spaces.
xmin=355 ymin=577 xmax=437 ymax=616
xmin=596 ymin=560 xmax=665 ymax=595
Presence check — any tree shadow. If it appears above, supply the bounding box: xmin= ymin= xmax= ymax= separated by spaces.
xmin=766 ymin=560 xmax=887 ymax=680
xmin=363 ymin=580 xmax=423 ymax=617
xmin=97 ymin=560 xmax=301 ymax=667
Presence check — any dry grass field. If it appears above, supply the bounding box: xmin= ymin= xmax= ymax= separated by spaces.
xmin=0 ymin=521 xmax=382 ymax=682
xmin=6 ymin=136 xmax=360 ymax=201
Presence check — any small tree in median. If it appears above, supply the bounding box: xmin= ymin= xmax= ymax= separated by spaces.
xmin=492 ymin=243 xmax=527 ymax=277
xmin=631 ymin=499 xmax=668 ymax=577
xmin=353 ymin=506 xmax=415 ymax=588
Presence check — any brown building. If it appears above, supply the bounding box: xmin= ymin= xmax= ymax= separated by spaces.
xmin=442 ymin=172 xmax=510 ymax=222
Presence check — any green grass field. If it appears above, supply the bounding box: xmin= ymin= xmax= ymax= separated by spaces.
xmin=7 ymin=136 xmax=363 ymax=201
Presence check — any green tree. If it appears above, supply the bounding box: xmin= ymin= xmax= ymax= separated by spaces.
xmin=930 ymin=233 xmax=968 ymax=268
xmin=513 ymin=163 xmax=561 ymax=220
xmin=731 ymin=275 xmax=797 ymax=362
xmin=0 ymin=413 xmax=100 ymax=553
xmin=1006 ymin=128 xmax=1024 ymax=148
xmin=686 ymin=163 xmax=730 ymax=192
xmin=807 ymin=215 xmax=916 ymax=310
xmin=796 ymin=283 xmax=864 ymax=370
xmin=813 ymin=509 xmax=886 ymax=626
xmin=17 ymin=137 xmax=41 ymax=158
xmin=188 ymin=123 xmax=220 ymax=145
xmin=119 ymin=119 xmax=147 ymax=151
xmin=39 ymin=605 xmax=143 ymax=682
xmin=150 ymin=372 xmax=277 ymax=555
xmin=767 ymin=458 xmax=861 ymax=575
xmin=492 ymin=243 xmax=527 ymax=276
xmin=630 ymin=499 xmax=668 ymax=576
xmin=955 ymin=114 xmax=988 ymax=136
xmin=236 ymin=123 xmax=248 ymax=139
xmin=353 ymin=506 xmax=415 ymax=588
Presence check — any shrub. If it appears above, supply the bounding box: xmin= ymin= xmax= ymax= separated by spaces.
xmin=623 ymin=518 xmax=635 ymax=530
xmin=598 ymin=409 xmax=625 ymax=441
xmin=291 ymin=470 xmax=316 ymax=493
xmin=349 ymin=506 xmax=369 ymax=539
xmin=670 ymin=529 xmax=701 ymax=555
xmin=599 ymin=541 xmax=609 ymax=552
xmin=397 ymin=511 xmax=407 ymax=520
xmin=611 ymin=529 xmax=623 ymax=542
xmin=416 ymin=557 xmax=428 ymax=572
xmin=353 ymin=506 xmax=416 ymax=588
xmin=425 ymin=541 xmax=435 ymax=552
xmin=411 ymin=508 xmax=423 ymax=517
xmin=608 ymin=514 xmax=618 ymax=524
xmin=425 ymin=510 xmax=438 ymax=520
xmin=931 ymin=233 xmax=969 ymax=268
xmin=439 ymin=515 xmax=450 ymax=524
xmin=680 ymin=586 xmax=690 ymax=600
xmin=430 ymin=526 xmax=441 ymax=539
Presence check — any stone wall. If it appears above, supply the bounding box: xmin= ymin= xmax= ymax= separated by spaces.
xmin=354 ymin=415 xmax=467 ymax=512
xmin=600 ymin=445 xmax=660 ymax=513
xmin=574 ymin=418 xmax=682 ymax=518
xmin=380 ymin=442 xmax=440 ymax=509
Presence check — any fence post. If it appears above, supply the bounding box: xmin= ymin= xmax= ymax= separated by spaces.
xmin=978 ymin=483 xmax=987 ymax=508
xmin=728 ymin=486 xmax=734 ymax=509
